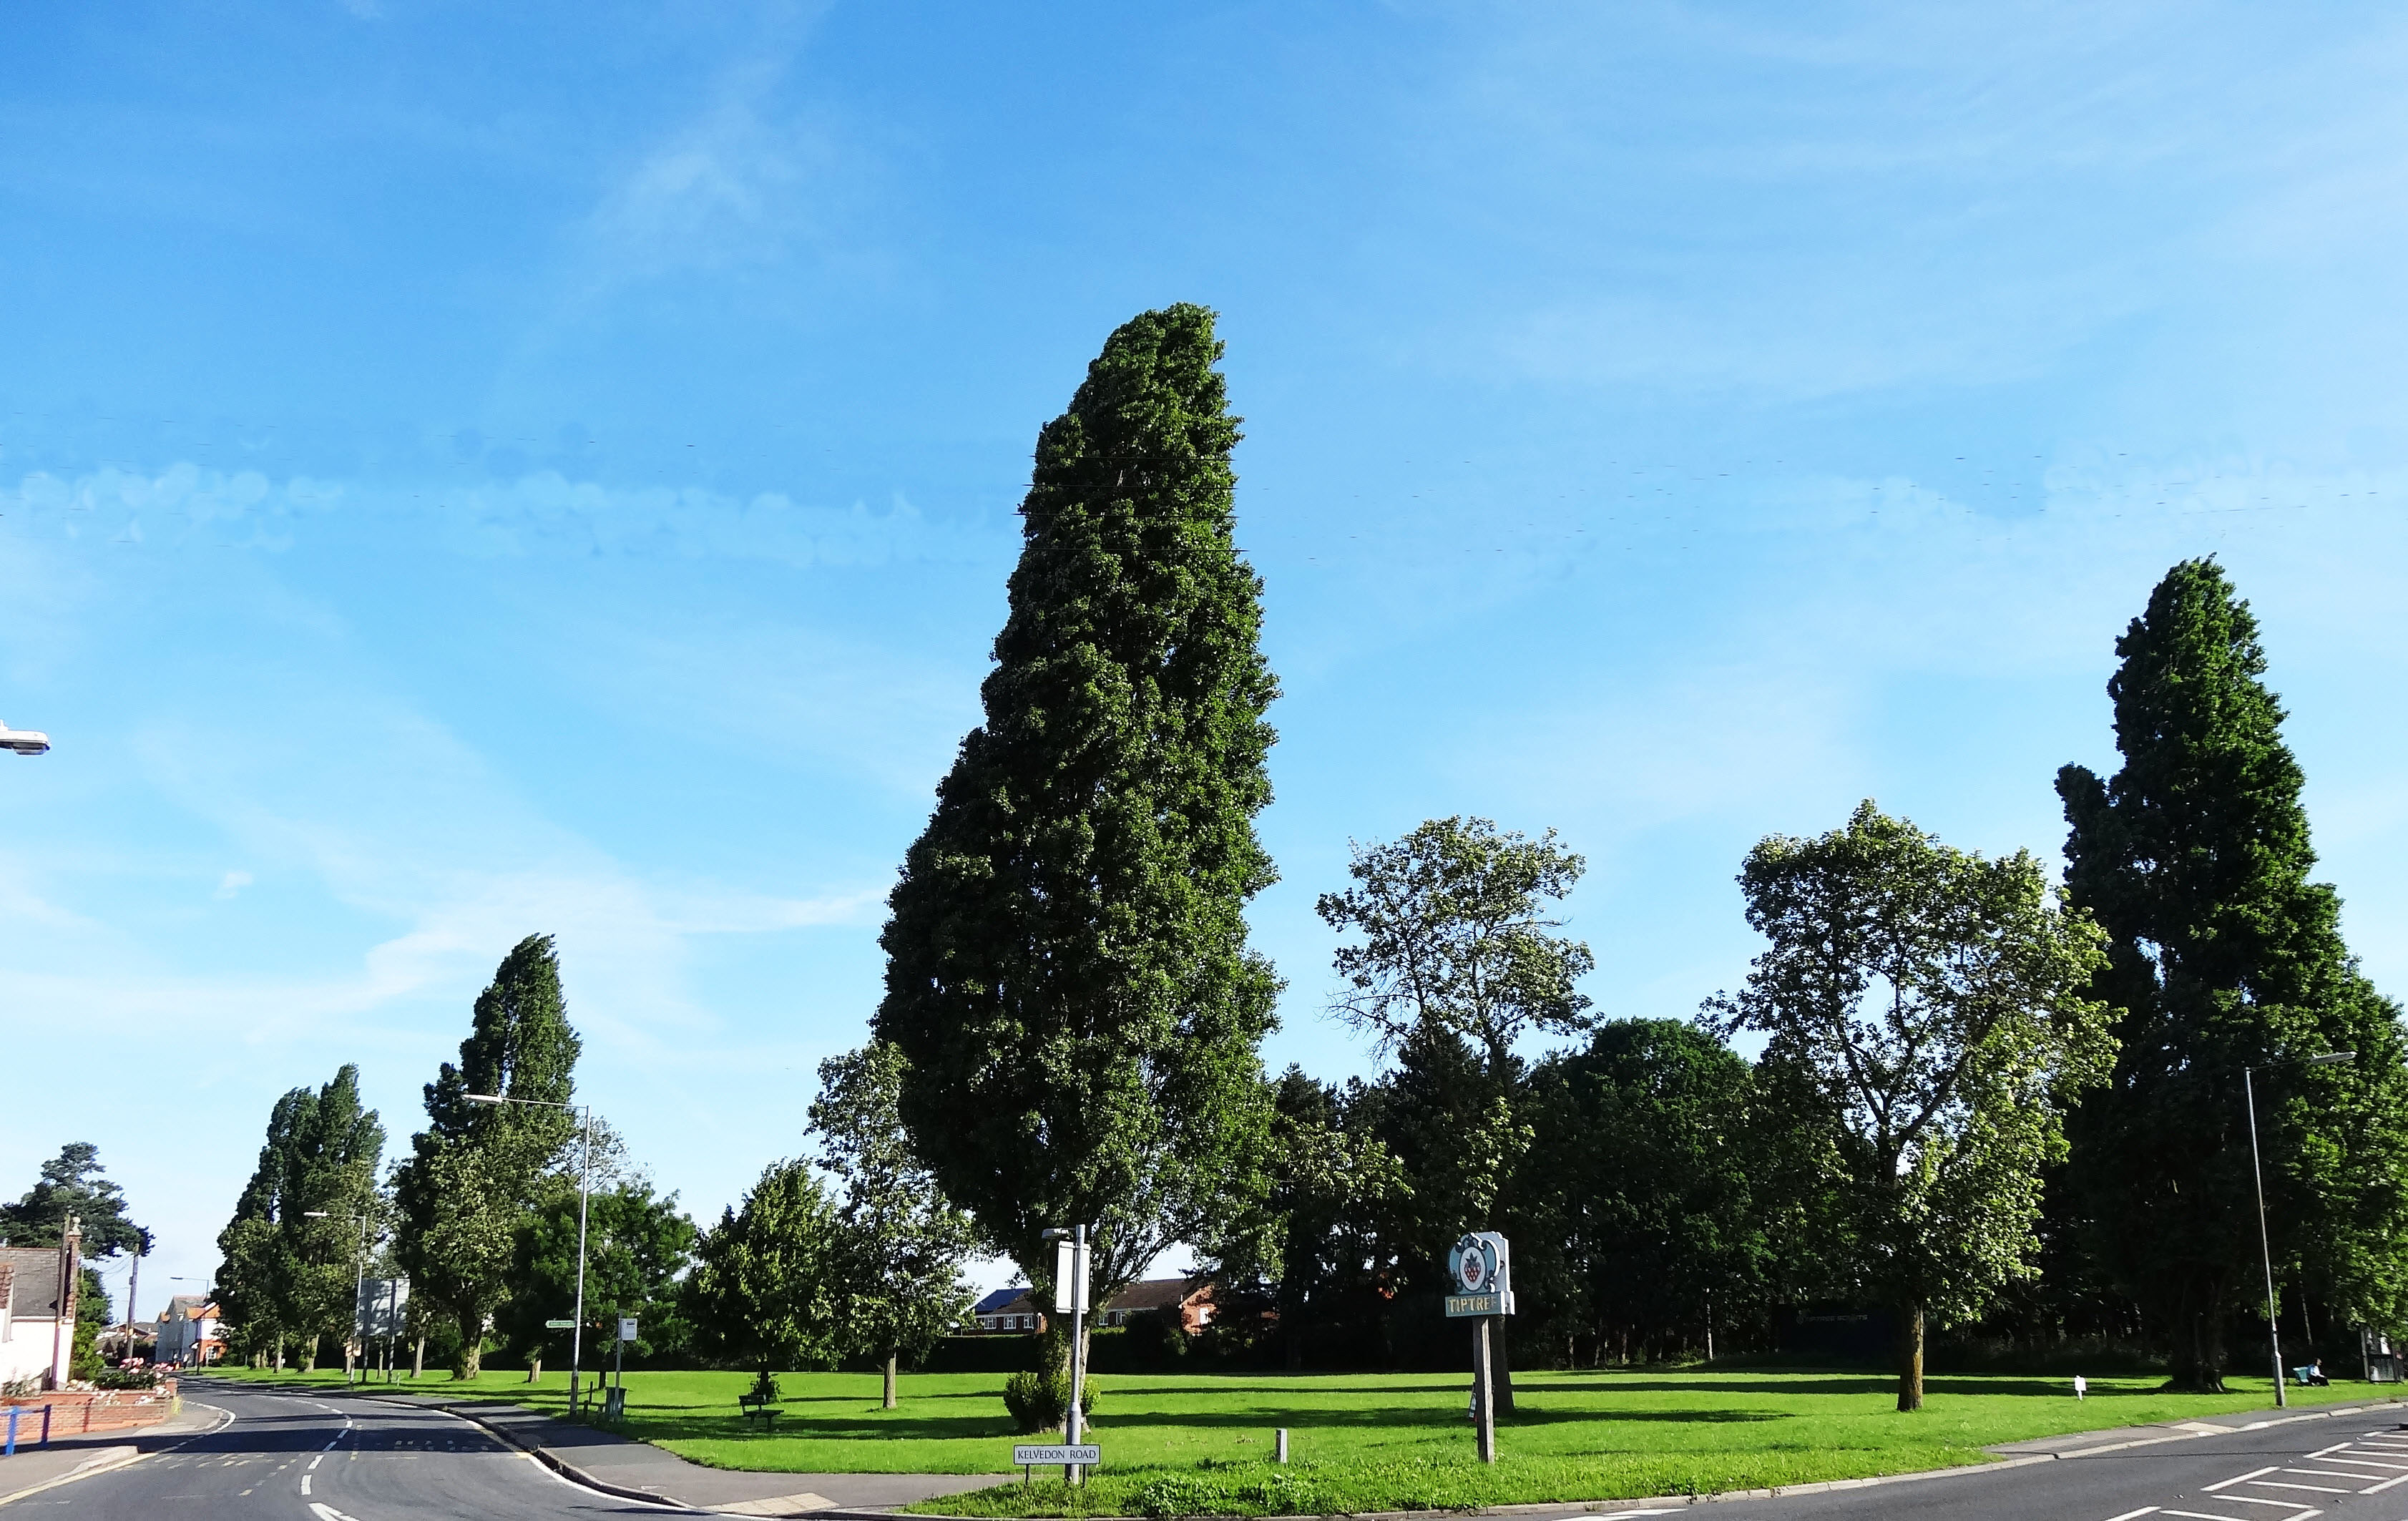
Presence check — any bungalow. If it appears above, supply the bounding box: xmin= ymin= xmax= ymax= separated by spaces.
xmin=970 ymin=1277 xmax=1219 ymax=1336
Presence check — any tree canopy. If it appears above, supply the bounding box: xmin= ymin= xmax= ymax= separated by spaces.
xmin=875 ymin=303 xmax=1281 ymax=1303
xmin=685 ymin=1159 xmax=843 ymax=1374
xmin=2058 ymin=557 xmax=2408 ymax=1389
xmin=808 ymin=1042 xmax=977 ymax=1406
xmin=1707 ymin=801 xmax=2115 ymax=1409
xmin=393 ymin=933 xmax=582 ymax=1378
xmin=4 ymin=1143 xmax=149 ymax=1258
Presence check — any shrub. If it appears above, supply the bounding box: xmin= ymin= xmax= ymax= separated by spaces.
xmin=746 ymin=1369 xmax=783 ymax=1404
xmin=1000 ymin=1368 xmax=1099 ymax=1433
xmin=1130 ymin=1465 xmax=1327 ymax=1518
xmin=94 ymin=1366 xmax=161 ymax=1390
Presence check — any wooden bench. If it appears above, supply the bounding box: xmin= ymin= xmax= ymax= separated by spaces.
xmin=737 ymin=1392 xmax=782 ymax=1431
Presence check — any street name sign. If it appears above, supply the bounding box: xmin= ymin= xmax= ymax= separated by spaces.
xmin=618 ymin=1318 xmax=639 ymax=1342
xmin=544 ymin=1319 xmax=576 ymax=1329
xmin=1445 ymin=1291 xmax=1508 ymax=1318
xmin=1013 ymin=1444 xmax=1100 ymax=1466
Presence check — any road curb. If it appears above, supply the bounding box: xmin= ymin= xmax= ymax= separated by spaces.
xmin=0 ymin=1447 xmax=143 ymax=1510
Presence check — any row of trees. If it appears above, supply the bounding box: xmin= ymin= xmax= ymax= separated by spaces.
xmin=861 ymin=305 xmax=2408 ymax=1409
xmin=212 ymin=939 xmax=977 ymax=1403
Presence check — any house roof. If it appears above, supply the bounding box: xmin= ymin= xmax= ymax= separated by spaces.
xmin=1104 ymin=1277 xmax=1209 ymax=1313
xmin=162 ymin=1295 xmax=215 ymax=1321
xmin=974 ymin=1288 xmax=1037 ymax=1316
xmin=0 ymin=1248 xmax=69 ymax=1319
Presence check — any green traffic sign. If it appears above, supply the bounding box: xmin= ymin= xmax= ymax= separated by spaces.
xmin=544 ymin=1319 xmax=576 ymax=1329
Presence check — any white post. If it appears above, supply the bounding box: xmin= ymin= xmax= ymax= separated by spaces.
xmin=1473 ymin=1317 xmax=1497 ymax=1464
xmin=568 ymin=1105 xmax=592 ymax=1415
xmin=2246 ymin=1067 xmax=2286 ymax=1407
xmin=1067 ymin=1223 xmax=1088 ymax=1487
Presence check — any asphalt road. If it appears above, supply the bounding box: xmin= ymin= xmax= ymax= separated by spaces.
xmin=1581 ymin=1406 xmax=2408 ymax=1521
xmin=17 ymin=1381 xmax=694 ymax=1521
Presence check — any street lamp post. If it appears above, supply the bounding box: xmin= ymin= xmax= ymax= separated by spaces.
xmin=464 ymin=1093 xmax=593 ymax=1414
xmin=2245 ymin=1050 xmax=2355 ymax=1409
xmin=304 ymin=1211 xmax=371 ymax=1383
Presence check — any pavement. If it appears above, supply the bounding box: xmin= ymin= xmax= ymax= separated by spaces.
xmin=0 ymin=1379 xmax=1003 ymax=1519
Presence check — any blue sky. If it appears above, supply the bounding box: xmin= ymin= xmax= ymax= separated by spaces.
xmin=8 ymin=1 xmax=2408 ymax=1317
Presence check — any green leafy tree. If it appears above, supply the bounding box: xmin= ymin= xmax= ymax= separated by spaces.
xmin=501 ymin=1180 xmax=698 ymax=1371
xmin=1317 ymin=818 xmax=1591 ymax=1395
xmin=2058 ymin=559 xmax=2408 ymax=1389
xmin=808 ymin=1042 xmax=977 ymax=1407
xmin=1517 ymin=1019 xmax=1768 ymax=1366
xmin=209 ymin=1068 xmax=386 ymax=1371
xmin=1706 ymin=801 xmax=2115 ymax=1411
xmin=3 ymin=1144 xmax=150 ymax=1258
xmin=685 ymin=1160 xmax=842 ymax=1374
xmin=875 ymin=304 xmax=1282 ymax=1308
xmin=1205 ymin=1066 xmax=1409 ymax=1370
xmin=394 ymin=934 xmax=582 ymax=1378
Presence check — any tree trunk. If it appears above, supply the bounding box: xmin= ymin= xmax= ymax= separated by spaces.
xmin=1896 ymin=1302 xmax=1925 ymax=1412
xmin=300 ymin=1336 xmax=319 ymax=1373
xmin=2168 ymin=1306 xmax=2228 ymax=1393
xmin=528 ymin=1355 xmax=542 ymax=1382
xmin=412 ymin=1332 xmax=426 ymax=1379
xmin=884 ymin=1351 xmax=899 ymax=1410
xmin=1494 ymin=1323 xmax=1515 ymax=1414
xmin=273 ymin=1331 xmax=285 ymax=1372
xmin=458 ymin=1311 xmax=483 ymax=1379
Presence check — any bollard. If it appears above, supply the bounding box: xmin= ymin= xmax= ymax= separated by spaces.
xmin=6 ymin=1407 xmax=17 ymax=1457
xmin=1275 ymin=1428 xmax=1289 ymax=1464
xmin=40 ymin=1405 xmax=52 ymax=1448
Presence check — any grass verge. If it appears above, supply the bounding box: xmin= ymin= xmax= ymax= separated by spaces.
xmin=203 ymin=1364 xmax=2393 ymax=1515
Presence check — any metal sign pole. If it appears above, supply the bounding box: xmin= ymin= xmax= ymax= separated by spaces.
xmin=1067 ymin=1223 xmax=1088 ymax=1488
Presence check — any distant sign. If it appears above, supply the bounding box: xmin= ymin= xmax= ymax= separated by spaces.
xmin=1014 ymin=1444 xmax=1101 ymax=1466
xmin=357 ymin=1278 xmax=409 ymax=1338
xmin=544 ymin=1319 xmax=576 ymax=1330
xmin=1446 ymin=1291 xmax=1511 ymax=1319
xmin=618 ymin=1318 xmax=639 ymax=1343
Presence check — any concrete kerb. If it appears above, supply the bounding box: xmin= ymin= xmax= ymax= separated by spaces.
xmin=895 ymin=1395 xmax=2408 ymax=1521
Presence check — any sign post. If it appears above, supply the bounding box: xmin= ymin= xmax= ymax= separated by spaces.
xmin=1445 ymin=1232 xmax=1514 ymax=1464
xmin=1048 ymin=1225 xmax=1095 ymax=1486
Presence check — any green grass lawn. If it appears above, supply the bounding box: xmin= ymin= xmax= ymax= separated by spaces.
xmin=205 ymin=1364 xmax=2398 ymax=1517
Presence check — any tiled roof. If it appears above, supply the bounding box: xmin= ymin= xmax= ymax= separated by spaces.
xmin=1104 ymin=1277 xmax=1208 ymax=1313
xmin=0 ymin=1247 xmax=68 ymax=1319
xmin=972 ymin=1287 xmax=1029 ymax=1315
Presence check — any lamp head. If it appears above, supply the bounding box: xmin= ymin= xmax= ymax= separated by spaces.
xmin=303 ymin=1211 xmax=330 ymax=1218
xmin=463 ymin=1093 xmax=504 ymax=1104
xmin=2311 ymin=1051 xmax=2357 ymax=1066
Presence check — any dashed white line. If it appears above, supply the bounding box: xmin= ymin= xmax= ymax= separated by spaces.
xmin=300 ymin=1474 xmax=313 ymax=1495
xmin=2102 ymin=1508 xmax=2160 ymax=1521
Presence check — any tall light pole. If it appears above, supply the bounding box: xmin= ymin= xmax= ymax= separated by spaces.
xmin=2246 ymin=1050 xmax=2354 ymax=1409
xmin=304 ymin=1210 xmax=371 ymax=1383
xmin=464 ymin=1092 xmax=592 ymax=1414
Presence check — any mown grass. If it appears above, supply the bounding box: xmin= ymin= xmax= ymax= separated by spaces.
xmin=205 ymin=1364 xmax=2397 ymax=1515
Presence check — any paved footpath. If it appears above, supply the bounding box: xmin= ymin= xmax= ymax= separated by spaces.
xmin=1 ymin=1379 xmax=1002 ymax=1520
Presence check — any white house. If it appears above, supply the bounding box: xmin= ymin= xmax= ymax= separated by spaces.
xmin=0 ymin=1241 xmax=81 ymax=1391
xmin=155 ymin=1296 xmax=224 ymax=1367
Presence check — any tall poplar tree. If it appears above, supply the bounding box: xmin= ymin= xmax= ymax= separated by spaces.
xmin=394 ymin=934 xmax=581 ymax=1378
xmin=2059 ymin=559 xmax=2408 ymax=1390
xmin=875 ymin=304 xmax=1281 ymax=1304
xmin=211 ymin=1067 xmax=385 ymax=1370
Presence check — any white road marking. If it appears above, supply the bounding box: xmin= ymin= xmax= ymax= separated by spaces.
xmin=2278 ymin=1468 xmax=2369 ymax=1480
xmin=2160 ymin=1508 xmax=2271 ymax=1521
xmin=300 ymin=1474 xmax=313 ymax=1495
xmin=2205 ymin=1467 xmax=2280 ymax=1491
xmin=2102 ymin=1508 xmax=2160 ymax=1521
xmin=308 ymin=1454 xmax=323 ymax=1471
xmin=2241 ymin=1480 xmax=2347 ymax=1493
xmin=310 ymin=1503 xmax=363 ymax=1521
xmin=2208 ymin=1499 xmax=2310 ymax=1510
xmin=2356 ymin=1470 xmax=2408 ymax=1493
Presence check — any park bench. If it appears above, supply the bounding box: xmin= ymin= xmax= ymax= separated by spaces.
xmin=737 ymin=1390 xmax=782 ymax=1431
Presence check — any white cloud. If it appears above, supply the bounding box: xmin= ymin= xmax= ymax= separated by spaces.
xmin=212 ymin=869 xmax=253 ymax=899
